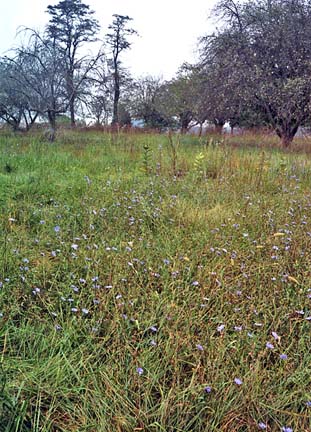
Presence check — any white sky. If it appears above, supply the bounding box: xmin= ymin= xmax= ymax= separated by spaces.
xmin=0 ymin=0 xmax=218 ymax=79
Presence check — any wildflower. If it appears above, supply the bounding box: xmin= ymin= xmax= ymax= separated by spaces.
xmin=306 ymin=401 xmax=311 ymax=407
xmin=217 ymin=324 xmax=225 ymax=333
xmin=81 ymin=308 xmax=89 ymax=315
xmin=150 ymin=326 xmax=157 ymax=332
xmin=258 ymin=422 xmax=267 ymax=430
xmin=234 ymin=378 xmax=243 ymax=385
xmin=196 ymin=344 xmax=204 ymax=351
xmin=266 ymin=342 xmax=274 ymax=349
xmin=54 ymin=225 xmax=60 ymax=233
xmin=204 ymin=386 xmax=212 ymax=393
xmin=136 ymin=367 xmax=144 ymax=376
xmin=272 ymin=331 xmax=280 ymax=341
xmin=71 ymin=244 xmax=79 ymax=250
xmin=281 ymin=427 xmax=293 ymax=432
xmin=279 ymin=354 xmax=288 ymax=360
xmin=192 ymin=281 xmax=199 ymax=286
xmin=71 ymin=307 xmax=78 ymax=313
xmin=150 ymin=339 xmax=157 ymax=346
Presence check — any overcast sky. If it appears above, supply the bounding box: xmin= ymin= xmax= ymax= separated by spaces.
xmin=0 ymin=0 xmax=218 ymax=79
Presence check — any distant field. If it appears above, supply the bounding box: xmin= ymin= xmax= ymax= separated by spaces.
xmin=0 ymin=130 xmax=311 ymax=431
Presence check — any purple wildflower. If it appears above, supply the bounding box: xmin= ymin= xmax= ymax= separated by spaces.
xmin=234 ymin=378 xmax=243 ymax=385
xmin=204 ymin=386 xmax=212 ymax=393
xmin=217 ymin=324 xmax=225 ymax=333
xmin=272 ymin=331 xmax=280 ymax=341
xmin=136 ymin=367 xmax=144 ymax=376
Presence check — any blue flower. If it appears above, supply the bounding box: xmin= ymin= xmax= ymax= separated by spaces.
xmin=136 ymin=367 xmax=144 ymax=376
xmin=234 ymin=378 xmax=243 ymax=385
xmin=272 ymin=331 xmax=280 ymax=341
xmin=217 ymin=324 xmax=225 ymax=333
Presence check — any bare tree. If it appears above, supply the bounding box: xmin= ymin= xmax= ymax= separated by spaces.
xmin=6 ymin=31 xmax=69 ymax=141
xmin=84 ymin=56 xmax=113 ymax=125
xmin=0 ymin=58 xmax=39 ymax=131
xmin=200 ymin=0 xmax=311 ymax=146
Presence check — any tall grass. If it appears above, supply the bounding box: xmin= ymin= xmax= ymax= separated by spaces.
xmin=0 ymin=130 xmax=311 ymax=431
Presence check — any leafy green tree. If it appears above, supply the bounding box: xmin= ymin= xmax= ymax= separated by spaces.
xmin=46 ymin=0 xmax=100 ymax=127
xmin=106 ymin=14 xmax=137 ymax=126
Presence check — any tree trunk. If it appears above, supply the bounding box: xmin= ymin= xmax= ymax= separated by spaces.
xmin=276 ymin=122 xmax=299 ymax=148
xmin=280 ymin=133 xmax=295 ymax=148
xmin=47 ymin=111 xmax=57 ymax=142
xmin=214 ymin=122 xmax=225 ymax=134
xmin=213 ymin=118 xmax=225 ymax=134
xmin=112 ymin=66 xmax=120 ymax=126
xmin=180 ymin=112 xmax=192 ymax=134
xmin=70 ymin=101 xmax=76 ymax=127
xmin=67 ymin=67 xmax=76 ymax=128
xmin=198 ymin=123 xmax=203 ymax=137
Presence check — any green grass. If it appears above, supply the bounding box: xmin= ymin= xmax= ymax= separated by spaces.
xmin=0 ymin=129 xmax=311 ymax=431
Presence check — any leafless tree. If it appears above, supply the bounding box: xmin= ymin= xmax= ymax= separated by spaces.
xmin=200 ymin=0 xmax=311 ymax=146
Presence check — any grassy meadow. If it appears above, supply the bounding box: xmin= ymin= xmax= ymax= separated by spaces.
xmin=0 ymin=129 xmax=311 ymax=431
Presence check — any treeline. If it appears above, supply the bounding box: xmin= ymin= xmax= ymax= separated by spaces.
xmin=1 ymin=0 xmax=311 ymax=146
